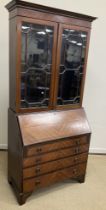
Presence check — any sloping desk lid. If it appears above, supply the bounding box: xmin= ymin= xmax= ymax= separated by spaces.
xmin=18 ymin=108 xmax=91 ymax=146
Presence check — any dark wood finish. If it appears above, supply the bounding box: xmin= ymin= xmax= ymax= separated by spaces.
xmin=6 ymin=0 xmax=96 ymax=113
xmin=8 ymin=109 xmax=23 ymax=192
xmin=9 ymin=17 xmax=17 ymax=110
xmin=18 ymin=109 xmax=91 ymax=145
xmin=8 ymin=108 xmax=91 ymax=204
xmin=9 ymin=7 xmax=92 ymax=28
xmin=23 ymin=162 xmax=87 ymax=193
xmin=6 ymin=0 xmax=95 ymax=205
xmin=23 ymin=144 xmax=89 ymax=168
xmin=23 ymin=153 xmax=88 ymax=179
xmin=25 ymin=136 xmax=88 ymax=157
xmin=6 ymin=0 xmax=96 ymax=22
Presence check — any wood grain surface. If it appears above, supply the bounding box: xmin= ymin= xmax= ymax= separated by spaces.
xmin=25 ymin=136 xmax=88 ymax=157
xmin=23 ymin=144 xmax=89 ymax=167
xmin=23 ymin=153 xmax=88 ymax=179
xmin=23 ymin=162 xmax=87 ymax=193
xmin=18 ymin=108 xmax=91 ymax=146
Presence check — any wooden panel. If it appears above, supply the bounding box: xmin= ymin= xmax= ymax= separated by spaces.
xmin=13 ymin=8 xmax=91 ymax=29
xmin=23 ymin=153 xmax=88 ymax=179
xmin=23 ymin=162 xmax=86 ymax=193
xmin=9 ymin=17 xmax=17 ymax=111
xmin=25 ymin=136 xmax=88 ymax=157
xmin=18 ymin=108 xmax=91 ymax=146
xmin=6 ymin=0 xmax=96 ymax=23
xmin=8 ymin=109 xmax=23 ymax=191
xmin=23 ymin=144 xmax=89 ymax=168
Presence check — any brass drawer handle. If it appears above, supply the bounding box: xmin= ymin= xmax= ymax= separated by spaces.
xmin=76 ymin=139 xmax=80 ymax=145
xmin=74 ymin=157 xmax=78 ymax=162
xmin=73 ymin=168 xmax=77 ymax=174
xmin=75 ymin=148 xmax=80 ymax=153
xmin=36 ymin=148 xmax=42 ymax=152
xmin=35 ymin=180 xmax=40 ymax=185
xmin=36 ymin=167 xmax=41 ymax=173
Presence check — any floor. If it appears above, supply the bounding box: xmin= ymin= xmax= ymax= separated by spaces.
xmin=0 ymin=151 xmax=106 ymax=210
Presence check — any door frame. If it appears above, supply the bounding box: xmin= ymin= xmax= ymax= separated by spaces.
xmin=52 ymin=23 xmax=91 ymax=110
xmin=16 ymin=16 xmax=58 ymax=113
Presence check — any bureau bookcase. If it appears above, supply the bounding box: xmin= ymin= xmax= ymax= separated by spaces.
xmin=6 ymin=0 xmax=96 ymax=205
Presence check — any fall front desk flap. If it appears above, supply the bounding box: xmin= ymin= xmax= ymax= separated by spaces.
xmin=18 ymin=108 xmax=91 ymax=146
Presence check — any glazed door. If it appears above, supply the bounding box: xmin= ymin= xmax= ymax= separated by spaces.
xmin=54 ymin=24 xmax=90 ymax=109
xmin=17 ymin=18 xmax=57 ymax=112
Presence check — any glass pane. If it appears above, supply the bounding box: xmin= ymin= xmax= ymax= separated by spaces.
xmin=57 ymin=29 xmax=87 ymax=105
xmin=21 ymin=22 xmax=54 ymax=108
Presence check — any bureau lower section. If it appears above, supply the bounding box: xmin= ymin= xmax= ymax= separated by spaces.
xmin=22 ymin=137 xmax=89 ymax=195
xmin=8 ymin=136 xmax=90 ymax=205
xmin=8 ymin=109 xmax=91 ymax=205
xmin=23 ymin=162 xmax=87 ymax=193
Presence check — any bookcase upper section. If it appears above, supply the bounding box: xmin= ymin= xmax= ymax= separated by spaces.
xmin=6 ymin=0 xmax=96 ymax=113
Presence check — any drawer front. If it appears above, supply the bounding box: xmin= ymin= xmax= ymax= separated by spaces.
xmin=25 ymin=136 xmax=88 ymax=157
xmin=23 ymin=144 xmax=89 ymax=168
xmin=23 ymin=153 xmax=88 ymax=179
xmin=23 ymin=162 xmax=86 ymax=193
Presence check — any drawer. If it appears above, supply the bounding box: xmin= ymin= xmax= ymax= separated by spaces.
xmin=23 ymin=162 xmax=87 ymax=193
xmin=25 ymin=136 xmax=88 ymax=157
xmin=23 ymin=144 xmax=89 ymax=168
xmin=23 ymin=153 xmax=88 ymax=179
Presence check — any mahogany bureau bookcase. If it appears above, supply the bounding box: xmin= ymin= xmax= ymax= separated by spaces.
xmin=6 ymin=0 xmax=96 ymax=205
